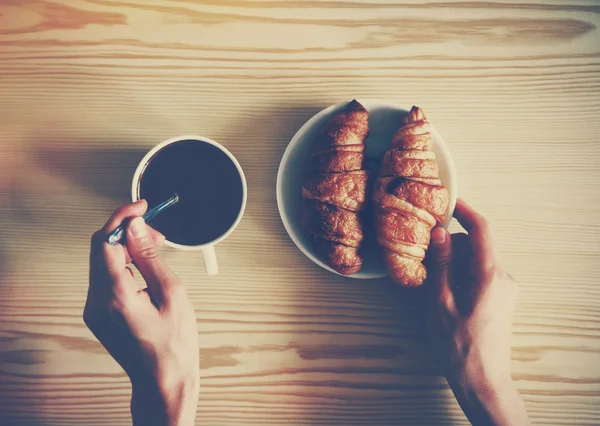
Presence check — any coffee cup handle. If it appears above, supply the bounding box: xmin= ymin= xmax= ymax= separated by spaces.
xmin=201 ymin=245 xmax=218 ymax=275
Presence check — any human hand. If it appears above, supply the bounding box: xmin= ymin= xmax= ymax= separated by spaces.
xmin=84 ymin=200 xmax=199 ymax=426
xmin=426 ymin=199 xmax=530 ymax=426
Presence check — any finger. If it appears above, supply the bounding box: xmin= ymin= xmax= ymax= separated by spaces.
xmin=449 ymin=233 xmax=472 ymax=313
xmin=89 ymin=200 xmax=149 ymax=297
xmin=427 ymin=227 xmax=456 ymax=313
xmin=123 ymin=229 xmax=166 ymax=264
xmin=453 ymin=199 xmax=496 ymax=271
xmin=89 ymin=231 xmax=133 ymax=296
xmin=126 ymin=217 xmax=180 ymax=306
xmin=450 ymin=233 xmax=472 ymax=274
xmin=101 ymin=200 xmax=148 ymax=236
xmin=90 ymin=231 xmax=123 ymax=280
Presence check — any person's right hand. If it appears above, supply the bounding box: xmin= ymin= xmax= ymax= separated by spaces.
xmin=84 ymin=201 xmax=199 ymax=426
xmin=426 ymin=199 xmax=530 ymax=426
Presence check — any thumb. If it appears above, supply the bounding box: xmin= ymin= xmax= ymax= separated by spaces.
xmin=428 ymin=227 xmax=455 ymax=313
xmin=127 ymin=217 xmax=179 ymax=306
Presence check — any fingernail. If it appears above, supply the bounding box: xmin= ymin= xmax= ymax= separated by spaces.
xmin=431 ymin=227 xmax=447 ymax=244
xmin=130 ymin=217 xmax=147 ymax=238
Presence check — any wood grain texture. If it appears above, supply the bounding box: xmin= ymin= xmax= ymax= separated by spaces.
xmin=1 ymin=0 xmax=599 ymax=424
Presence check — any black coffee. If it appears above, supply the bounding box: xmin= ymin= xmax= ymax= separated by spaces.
xmin=138 ymin=139 xmax=244 ymax=246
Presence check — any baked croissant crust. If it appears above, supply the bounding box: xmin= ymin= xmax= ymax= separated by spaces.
xmin=373 ymin=106 xmax=449 ymax=286
xmin=302 ymin=100 xmax=369 ymax=275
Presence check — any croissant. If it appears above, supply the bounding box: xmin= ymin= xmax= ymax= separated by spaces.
xmin=302 ymin=100 xmax=369 ymax=275
xmin=373 ymin=106 xmax=449 ymax=286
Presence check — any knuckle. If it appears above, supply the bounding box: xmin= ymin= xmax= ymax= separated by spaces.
xmin=437 ymin=295 xmax=455 ymax=316
xmin=107 ymin=296 xmax=130 ymax=317
xmin=106 ymin=287 xmax=132 ymax=314
xmin=434 ymin=255 xmax=451 ymax=267
xmin=137 ymin=243 xmax=159 ymax=260
xmin=438 ymin=293 xmax=451 ymax=310
xmin=107 ymin=299 xmax=122 ymax=313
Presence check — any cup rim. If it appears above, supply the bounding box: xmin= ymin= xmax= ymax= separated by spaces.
xmin=131 ymin=134 xmax=247 ymax=250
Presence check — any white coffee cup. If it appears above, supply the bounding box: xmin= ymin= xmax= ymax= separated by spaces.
xmin=131 ymin=135 xmax=247 ymax=275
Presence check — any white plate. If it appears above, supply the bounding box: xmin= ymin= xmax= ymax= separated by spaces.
xmin=276 ymin=100 xmax=457 ymax=279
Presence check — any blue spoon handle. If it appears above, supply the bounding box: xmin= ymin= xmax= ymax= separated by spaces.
xmin=107 ymin=194 xmax=179 ymax=245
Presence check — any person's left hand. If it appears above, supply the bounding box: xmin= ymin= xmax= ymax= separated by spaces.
xmin=84 ymin=200 xmax=199 ymax=426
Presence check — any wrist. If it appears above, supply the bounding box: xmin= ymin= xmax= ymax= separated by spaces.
xmin=459 ymin=360 xmax=513 ymax=406
xmin=131 ymin=374 xmax=199 ymax=426
xmin=448 ymin=373 xmax=529 ymax=426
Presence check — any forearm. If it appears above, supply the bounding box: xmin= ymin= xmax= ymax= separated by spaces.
xmin=131 ymin=377 xmax=199 ymax=426
xmin=448 ymin=375 xmax=530 ymax=426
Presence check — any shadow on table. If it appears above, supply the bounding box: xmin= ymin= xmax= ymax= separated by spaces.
xmin=0 ymin=144 xmax=146 ymax=289
xmin=292 ymin=280 xmax=460 ymax=425
xmin=0 ymin=234 xmax=6 ymax=281
xmin=35 ymin=144 xmax=149 ymax=204
xmin=0 ymin=416 xmax=49 ymax=426
xmin=0 ymin=175 xmax=39 ymax=285
xmin=214 ymin=102 xmax=325 ymax=267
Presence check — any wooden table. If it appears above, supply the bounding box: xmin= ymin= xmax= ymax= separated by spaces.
xmin=1 ymin=1 xmax=599 ymax=425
